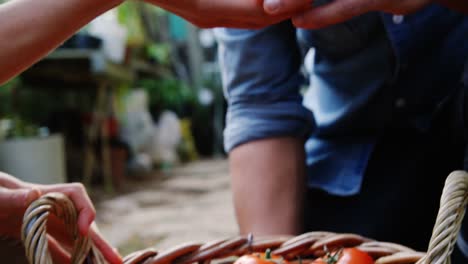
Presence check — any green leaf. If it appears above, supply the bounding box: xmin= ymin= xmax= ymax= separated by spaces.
xmin=146 ymin=43 xmax=171 ymax=65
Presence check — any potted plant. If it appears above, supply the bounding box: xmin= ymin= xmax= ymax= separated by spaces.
xmin=0 ymin=79 xmax=66 ymax=184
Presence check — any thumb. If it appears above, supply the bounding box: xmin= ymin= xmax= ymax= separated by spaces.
xmin=0 ymin=187 xmax=41 ymax=212
xmin=89 ymin=225 xmax=123 ymax=264
xmin=263 ymin=0 xmax=311 ymax=15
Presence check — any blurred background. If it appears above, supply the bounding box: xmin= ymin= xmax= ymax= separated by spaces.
xmin=0 ymin=1 xmax=237 ymax=254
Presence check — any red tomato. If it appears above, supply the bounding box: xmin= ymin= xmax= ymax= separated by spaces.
xmin=235 ymin=250 xmax=289 ymax=264
xmin=312 ymin=248 xmax=373 ymax=264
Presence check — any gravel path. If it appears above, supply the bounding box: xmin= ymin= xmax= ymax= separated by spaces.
xmin=95 ymin=159 xmax=238 ymax=256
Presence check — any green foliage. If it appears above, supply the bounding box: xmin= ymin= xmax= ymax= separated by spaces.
xmin=177 ymin=119 xmax=198 ymax=162
xmin=0 ymin=78 xmax=20 ymax=118
xmin=116 ymin=1 xmax=146 ymax=46
xmin=146 ymin=43 xmax=171 ymax=65
xmin=0 ymin=79 xmax=44 ymax=139
xmin=14 ymin=89 xmax=55 ymax=122
xmin=137 ymin=78 xmax=196 ymax=118
xmin=0 ymin=79 xmax=75 ymax=139
xmin=5 ymin=116 xmax=40 ymax=139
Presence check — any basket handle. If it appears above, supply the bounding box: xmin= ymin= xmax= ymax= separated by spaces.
xmin=21 ymin=191 xmax=158 ymax=264
xmin=417 ymin=171 xmax=468 ymax=264
xmin=21 ymin=192 xmax=106 ymax=264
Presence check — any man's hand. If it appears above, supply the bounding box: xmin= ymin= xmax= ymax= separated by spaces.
xmin=437 ymin=0 xmax=468 ymax=13
xmin=0 ymin=172 xmax=122 ymax=264
xmin=262 ymin=0 xmax=432 ymax=29
xmin=144 ymin=0 xmax=311 ymax=28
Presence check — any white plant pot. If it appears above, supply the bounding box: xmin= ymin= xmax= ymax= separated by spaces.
xmin=0 ymin=134 xmax=66 ymax=184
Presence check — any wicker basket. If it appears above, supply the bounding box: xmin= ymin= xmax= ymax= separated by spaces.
xmin=21 ymin=171 xmax=468 ymax=264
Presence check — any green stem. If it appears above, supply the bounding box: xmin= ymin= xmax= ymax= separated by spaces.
xmin=326 ymin=248 xmax=343 ymax=264
xmin=265 ymin=249 xmax=272 ymax=260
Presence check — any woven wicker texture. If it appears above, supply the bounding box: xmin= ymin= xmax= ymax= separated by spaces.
xmin=21 ymin=171 xmax=468 ymax=264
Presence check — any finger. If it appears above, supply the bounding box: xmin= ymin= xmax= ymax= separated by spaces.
xmin=386 ymin=0 xmax=432 ymax=15
xmin=264 ymin=0 xmax=312 ymax=15
xmin=158 ymin=0 xmax=264 ymax=17
xmin=292 ymin=0 xmax=375 ymax=29
xmin=38 ymin=183 xmax=96 ymax=236
xmin=156 ymin=0 xmax=285 ymax=28
xmin=48 ymin=235 xmax=71 ymax=264
xmin=89 ymin=225 xmax=123 ymax=264
xmin=0 ymin=187 xmax=41 ymax=212
xmin=0 ymin=172 xmax=27 ymax=189
xmin=436 ymin=0 xmax=468 ymax=14
xmin=195 ymin=0 xmax=265 ymax=15
xmin=47 ymin=219 xmax=123 ymax=263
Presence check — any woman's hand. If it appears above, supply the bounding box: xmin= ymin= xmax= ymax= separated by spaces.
xmin=144 ymin=0 xmax=311 ymax=28
xmin=0 ymin=172 xmax=122 ymax=264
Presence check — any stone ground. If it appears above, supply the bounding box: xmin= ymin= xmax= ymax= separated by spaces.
xmin=93 ymin=159 xmax=238 ymax=256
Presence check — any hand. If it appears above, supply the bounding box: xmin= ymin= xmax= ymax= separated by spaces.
xmin=0 ymin=172 xmax=122 ymax=264
xmin=144 ymin=0 xmax=311 ymax=28
xmin=436 ymin=0 xmax=468 ymax=13
xmin=262 ymin=0 xmax=432 ymax=29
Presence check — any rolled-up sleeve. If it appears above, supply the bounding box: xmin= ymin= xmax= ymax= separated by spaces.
xmin=213 ymin=22 xmax=315 ymax=152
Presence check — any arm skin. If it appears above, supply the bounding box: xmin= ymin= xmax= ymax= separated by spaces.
xmin=0 ymin=0 xmax=122 ymax=84
xmin=229 ymin=138 xmax=306 ymax=235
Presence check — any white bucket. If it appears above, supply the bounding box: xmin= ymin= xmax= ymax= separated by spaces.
xmin=0 ymin=134 xmax=66 ymax=184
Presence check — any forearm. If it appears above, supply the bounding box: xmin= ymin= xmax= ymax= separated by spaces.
xmin=229 ymin=137 xmax=306 ymax=235
xmin=0 ymin=0 xmax=121 ymax=84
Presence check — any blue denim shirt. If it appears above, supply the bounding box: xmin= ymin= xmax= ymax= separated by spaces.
xmin=213 ymin=4 xmax=468 ymax=196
